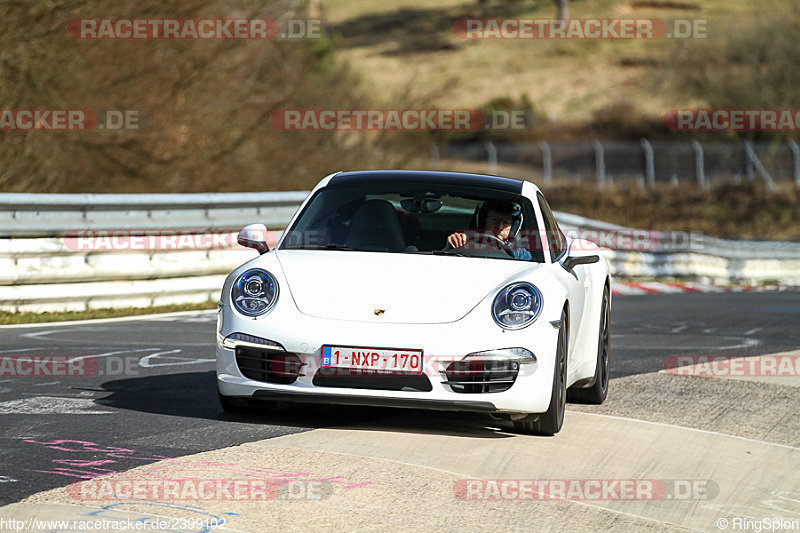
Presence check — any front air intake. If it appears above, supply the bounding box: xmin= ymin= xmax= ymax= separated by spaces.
xmin=235 ymin=347 xmax=304 ymax=384
xmin=442 ymin=358 xmax=520 ymax=393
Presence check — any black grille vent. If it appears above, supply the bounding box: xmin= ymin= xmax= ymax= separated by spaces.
xmin=235 ymin=347 xmax=304 ymax=384
xmin=443 ymin=359 xmax=519 ymax=393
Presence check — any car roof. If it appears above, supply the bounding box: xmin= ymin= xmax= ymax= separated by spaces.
xmin=327 ymin=170 xmax=525 ymax=194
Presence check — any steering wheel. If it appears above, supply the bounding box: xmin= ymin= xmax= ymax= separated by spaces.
xmin=483 ymin=234 xmax=516 ymax=258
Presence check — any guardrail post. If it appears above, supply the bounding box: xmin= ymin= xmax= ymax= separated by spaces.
xmin=593 ymin=140 xmax=606 ymax=188
xmin=744 ymin=143 xmax=754 ymax=183
xmin=429 ymin=144 xmax=440 ymax=170
xmin=539 ymin=141 xmax=552 ymax=186
xmin=692 ymin=140 xmax=706 ymax=190
xmin=485 ymin=141 xmax=497 ymax=175
xmin=640 ymin=138 xmax=655 ymax=188
xmin=789 ymin=141 xmax=800 ymax=189
xmin=744 ymin=141 xmax=776 ymax=191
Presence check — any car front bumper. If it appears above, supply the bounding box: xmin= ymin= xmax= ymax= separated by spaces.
xmin=216 ymin=301 xmax=561 ymax=415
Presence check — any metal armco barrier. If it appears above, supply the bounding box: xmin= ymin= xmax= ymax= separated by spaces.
xmin=1 ymin=192 xmax=798 ymax=312
xmin=0 ymin=191 xmax=309 ymax=237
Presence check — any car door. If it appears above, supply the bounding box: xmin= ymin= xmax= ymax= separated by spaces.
xmin=537 ymin=193 xmax=587 ymax=363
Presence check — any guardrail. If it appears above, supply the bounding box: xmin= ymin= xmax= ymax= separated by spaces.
xmin=1 ymin=192 xmax=797 ymax=312
xmin=0 ymin=192 xmax=309 ymax=237
xmin=555 ymin=212 xmax=800 ymax=260
xmin=555 ymin=213 xmax=800 ymax=285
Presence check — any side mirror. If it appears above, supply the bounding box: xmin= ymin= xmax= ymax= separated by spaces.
xmin=562 ymin=254 xmax=599 ymax=272
xmin=237 ymin=224 xmax=270 ymax=254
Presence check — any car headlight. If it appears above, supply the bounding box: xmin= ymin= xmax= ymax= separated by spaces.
xmin=231 ymin=269 xmax=279 ymax=317
xmin=492 ymin=282 xmax=542 ymax=329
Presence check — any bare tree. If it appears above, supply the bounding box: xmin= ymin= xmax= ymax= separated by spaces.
xmin=0 ymin=0 xmax=419 ymax=193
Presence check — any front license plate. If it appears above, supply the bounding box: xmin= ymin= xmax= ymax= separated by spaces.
xmin=321 ymin=346 xmax=424 ymax=373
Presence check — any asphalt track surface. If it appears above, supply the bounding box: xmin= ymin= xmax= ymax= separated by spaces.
xmin=1 ymin=291 xmax=799 ymax=509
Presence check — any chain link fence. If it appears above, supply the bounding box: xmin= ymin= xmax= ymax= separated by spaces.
xmin=432 ymin=140 xmax=800 ymax=189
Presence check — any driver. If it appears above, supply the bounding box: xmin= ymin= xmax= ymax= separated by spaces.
xmin=447 ymin=199 xmax=532 ymax=260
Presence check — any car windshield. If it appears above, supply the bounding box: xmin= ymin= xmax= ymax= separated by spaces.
xmin=280 ymin=182 xmax=545 ymax=262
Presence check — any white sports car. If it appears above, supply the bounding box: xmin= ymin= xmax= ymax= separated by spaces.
xmin=216 ymin=170 xmax=610 ymax=435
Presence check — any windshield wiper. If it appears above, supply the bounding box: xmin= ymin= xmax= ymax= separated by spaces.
xmin=420 ymin=249 xmax=469 ymax=257
xmin=284 ymin=244 xmax=357 ymax=251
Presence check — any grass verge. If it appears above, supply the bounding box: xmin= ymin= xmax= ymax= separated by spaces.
xmin=0 ymin=301 xmax=218 ymax=325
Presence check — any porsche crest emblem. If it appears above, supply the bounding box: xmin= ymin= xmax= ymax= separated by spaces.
xmin=374 ymin=309 xmax=385 ymax=316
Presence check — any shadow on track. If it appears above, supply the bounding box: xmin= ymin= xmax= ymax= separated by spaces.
xmin=97 ymin=371 xmax=514 ymax=438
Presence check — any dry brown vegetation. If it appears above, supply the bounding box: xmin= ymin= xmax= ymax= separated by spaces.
xmin=0 ymin=0 xmax=421 ymax=193
xmin=1 ymin=0 xmax=798 ymax=240
xmin=543 ymin=183 xmax=800 ymax=240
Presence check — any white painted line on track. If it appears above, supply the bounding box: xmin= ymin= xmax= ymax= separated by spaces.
xmin=567 ymin=410 xmax=800 ymax=451
xmin=0 ymin=346 xmax=217 ymax=369
xmin=137 ymin=349 xmax=182 ymax=367
xmin=702 ymin=336 xmax=761 ymax=350
xmin=139 ymin=349 xmax=215 ymax=367
xmin=19 ymin=328 xmax=211 ymax=347
xmin=0 ymin=396 xmax=113 ymax=415
xmin=65 ymin=348 xmax=162 ymax=364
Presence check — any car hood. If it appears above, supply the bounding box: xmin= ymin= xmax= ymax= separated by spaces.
xmin=274 ymin=250 xmax=538 ymax=324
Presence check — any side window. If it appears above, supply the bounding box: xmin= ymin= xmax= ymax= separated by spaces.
xmin=537 ymin=193 xmax=564 ymax=261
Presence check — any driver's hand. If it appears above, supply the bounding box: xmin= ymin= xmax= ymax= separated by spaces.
xmin=447 ymin=232 xmax=467 ymax=249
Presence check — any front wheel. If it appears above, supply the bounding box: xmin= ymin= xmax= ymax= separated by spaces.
xmin=568 ymin=286 xmax=610 ymax=404
xmin=512 ymin=309 xmax=568 ymax=436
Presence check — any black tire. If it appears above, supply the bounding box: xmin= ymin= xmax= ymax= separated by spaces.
xmin=568 ymin=286 xmax=610 ymax=404
xmin=218 ymin=392 xmax=254 ymax=414
xmin=513 ymin=309 xmax=568 ymax=436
